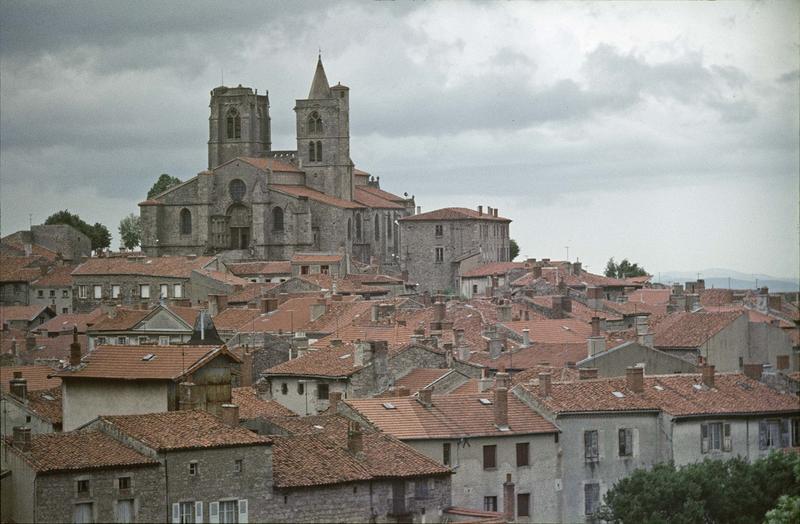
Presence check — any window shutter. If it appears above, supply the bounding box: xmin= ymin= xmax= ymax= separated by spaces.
xmin=723 ymin=423 xmax=732 ymax=452
xmin=701 ymin=424 xmax=709 ymax=453
xmin=618 ymin=429 xmax=625 ymax=456
xmin=209 ymin=502 xmax=219 ymax=524
xmin=759 ymin=421 xmax=768 ymax=450
xmin=626 ymin=429 xmax=633 ymax=455
xmin=171 ymin=503 xmax=180 ymax=524
xmin=195 ymin=502 xmax=203 ymax=523
xmin=238 ymin=499 xmax=248 ymax=524
xmin=780 ymin=419 xmax=790 ymax=448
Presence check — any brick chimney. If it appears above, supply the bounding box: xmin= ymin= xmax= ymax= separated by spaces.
xmin=701 ymin=365 xmax=715 ymax=389
xmin=495 ymin=370 xmax=510 ymax=389
xmin=497 ymin=301 xmax=512 ymax=322
xmin=494 ymin=386 xmax=509 ymax=429
xmin=221 ymin=404 xmax=239 ymax=427
xmin=521 ymin=328 xmax=530 ymax=347
xmin=69 ymin=326 xmax=82 ymax=367
xmin=538 ymin=373 xmax=551 ymax=398
xmin=396 ymin=386 xmax=410 ymax=397
xmin=743 ymin=363 xmax=763 ymax=380
xmin=503 ymin=474 xmax=515 ymax=522
xmin=433 ymin=301 xmax=446 ymax=322
xmin=329 ymin=391 xmax=342 ymax=413
xmin=587 ymin=286 xmax=603 ymax=310
xmin=353 ymin=340 xmax=371 ymax=367
xmin=625 ymin=366 xmax=644 ymax=393
xmin=12 ymin=426 xmax=32 ymax=452
xmin=579 ymin=368 xmax=598 ymax=380
xmin=418 ymin=387 xmax=433 ymax=408
xmin=9 ymin=371 xmax=27 ymax=400
xmin=310 ymin=298 xmax=327 ymax=322
xmin=551 ymin=296 xmax=564 ymax=319
xmin=347 ymin=420 xmax=364 ymax=456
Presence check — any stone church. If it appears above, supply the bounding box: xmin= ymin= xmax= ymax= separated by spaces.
xmin=139 ymin=57 xmax=414 ymax=266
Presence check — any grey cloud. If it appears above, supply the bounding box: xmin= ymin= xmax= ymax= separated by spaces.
xmin=778 ymin=70 xmax=799 ymax=83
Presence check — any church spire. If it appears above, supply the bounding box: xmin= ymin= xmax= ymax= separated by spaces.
xmin=308 ymin=54 xmax=332 ymax=99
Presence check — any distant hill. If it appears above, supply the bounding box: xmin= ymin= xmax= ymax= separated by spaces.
xmin=654 ymin=268 xmax=799 ymax=293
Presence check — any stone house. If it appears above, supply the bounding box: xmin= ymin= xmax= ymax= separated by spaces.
xmin=1 ymin=366 xmax=62 ymax=436
xmin=55 ymin=344 xmax=242 ymax=430
xmin=0 ymin=304 xmax=56 ymax=332
xmin=459 ymin=262 xmax=527 ymax=299
xmin=398 ymin=206 xmax=512 ymax=294
xmin=29 ymin=265 xmax=76 ymax=315
xmin=340 ymin=378 xmax=562 ymax=523
xmin=0 ymin=254 xmax=51 ymax=306
xmin=86 ymin=304 xmax=199 ymax=350
xmin=225 ymin=260 xmax=292 ymax=283
xmin=70 ymin=255 xmax=220 ymax=313
xmin=291 ymin=252 xmax=346 ymax=278
xmin=1 ymin=224 xmax=91 ymax=262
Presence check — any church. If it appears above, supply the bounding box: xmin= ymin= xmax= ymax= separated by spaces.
xmin=139 ymin=57 xmax=415 ymax=267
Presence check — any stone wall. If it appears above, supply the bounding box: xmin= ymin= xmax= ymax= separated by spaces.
xmin=72 ymin=274 xmax=189 ymax=313
xmin=31 ymin=224 xmax=92 ymax=261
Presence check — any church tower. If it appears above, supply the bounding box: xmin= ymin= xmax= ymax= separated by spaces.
xmin=208 ymin=85 xmax=271 ymax=169
xmin=295 ymin=56 xmax=353 ymax=201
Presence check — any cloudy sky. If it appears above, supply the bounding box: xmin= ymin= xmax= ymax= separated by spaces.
xmin=1 ymin=0 xmax=798 ymax=278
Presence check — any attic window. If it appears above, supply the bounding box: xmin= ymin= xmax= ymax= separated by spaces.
xmin=479 ymin=398 xmax=493 ymax=405
xmin=142 ymin=354 xmax=156 ymax=361
xmin=653 ymin=385 xmax=664 ymax=391
xmin=382 ymin=402 xmax=396 ymax=410
xmin=612 ymin=391 xmax=625 ymax=398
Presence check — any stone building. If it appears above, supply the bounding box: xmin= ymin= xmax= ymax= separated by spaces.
xmin=1 ymin=224 xmax=91 ymax=262
xmin=29 ymin=265 xmax=75 ymax=315
xmin=139 ymin=56 xmax=415 ymax=264
xmin=398 ymin=206 xmax=512 ymax=294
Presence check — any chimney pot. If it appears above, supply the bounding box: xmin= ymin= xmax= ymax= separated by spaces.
xmin=701 ymin=364 xmax=715 ymax=389
xmin=69 ymin=326 xmax=82 ymax=367
xmin=221 ymin=403 xmax=239 ymax=427
xmin=9 ymin=372 xmax=28 ymax=400
xmin=625 ymin=366 xmax=644 ymax=393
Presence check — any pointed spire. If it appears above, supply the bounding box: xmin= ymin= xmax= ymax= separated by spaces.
xmin=308 ymin=54 xmax=331 ymax=99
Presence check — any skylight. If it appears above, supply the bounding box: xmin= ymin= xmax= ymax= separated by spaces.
xmin=693 ymin=384 xmax=703 ymax=390
xmin=612 ymin=391 xmax=625 ymax=398
xmin=653 ymin=385 xmax=664 ymax=391
xmin=42 ymin=394 xmax=55 ymax=401
xmin=339 ymin=353 xmax=351 ymax=359
xmin=479 ymin=398 xmax=493 ymax=405
xmin=382 ymin=402 xmax=396 ymax=410
xmin=142 ymin=354 xmax=156 ymax=361
xmin=312 ymin=424 xmax=324 ymax=429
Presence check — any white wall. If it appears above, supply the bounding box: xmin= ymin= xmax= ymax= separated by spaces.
xmin=62 ymin=380 xmax=168 ymax=431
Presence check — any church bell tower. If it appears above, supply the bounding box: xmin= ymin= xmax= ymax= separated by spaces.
xmin=208 ymin=85 xmax=271 ymax=169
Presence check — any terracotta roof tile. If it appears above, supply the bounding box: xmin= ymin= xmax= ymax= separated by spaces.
xmin=6 ymin=430 xmax=158 ymax=474
xmin=25 ymin=386 xmax=63 ymax=424
xmin=299 ymin=274 xmax=388 ymax=295
xmin=356 ymin=185 xmax=408 ymax=203
xmin=653 ymin=311 xmax=744 ymax=349
xmin=399 ymin=207 xmax=510 ymax=222
xmin=392 ymin=368 xmax=452 ymax=393
xmin=239 ymin=156 xmax=303 ymax=173
xmin=291 ymin=253 xmax=344 ymax=263
xmin=353 ymin=187 xmax=404 ymax=209
xmin=99 ymin=410 xmax=271 ymax=451
xmin=226 ymin=261 xmax=291 ymax=277
xmin=272 ymin=433 xmax=372 ymax=487
xmin=192 ymin=268 xmax=249 ymax=287
xmin=270 ymin=184 xmax=363 ymax=209
xmin=213 ymin=307 xmax=262 ymax=331
xmin=31 ymin=265 xmax=76 ymax=287
xmin=72 ymin=256 xmax=214 ymax=278
xmin=468 ymin=343 xmax=587 ymax=370
xmin=625 ymin=288 xmax=672 ymax=305
xmin=461 ymin=262 xmax=527 ymax=278
xmin=226 ymin=282 xmax=279 ymax=304
xmin=0 ymin=305 xmax=52 ymax=323
xmin=501 ymin=319 xmax=593 ymax=344
xmin=1 ymin=365 xmax=61 ymax=392
xmin=232 ymin=387 xmax=297 ymax=420
xmin=0 ymin=255 xmax=47 ymax=283
xmin=35 ymin=308 xmax=105 ymax=334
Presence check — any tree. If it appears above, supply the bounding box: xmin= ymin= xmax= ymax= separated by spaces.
xmin=597 ymin=452 xmax=800 ymax=524
xmin=45 ymin=210 xmax=111 ymax=251
xmin=509 ymin=239 xmax=520 ymax=261
xmin=147 ymin=173 xmax=182 ymax=199
xmin=604 ymin=257 xmax=648 ymax=279
xmin=118 ymin=214 xmax=142 ymax=250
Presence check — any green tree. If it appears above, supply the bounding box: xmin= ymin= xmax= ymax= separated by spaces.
xmin=45 ymin=210 xmax=111 ymax=251
xmin=597 ymin=452 xmax=800 ymax=524
xmin=147 ymin=173 xmax=182 ymax=199
xmin=509 ymin=239 xmax=520 ymax=261
xmin=118 ymin=214 xmax=142 ymax=250
xmin=604 ymin=257 xmax=648 ymax=279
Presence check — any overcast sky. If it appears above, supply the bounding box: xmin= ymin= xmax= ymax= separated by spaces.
xmin=1 ymin=0 xmax=798 ymax=278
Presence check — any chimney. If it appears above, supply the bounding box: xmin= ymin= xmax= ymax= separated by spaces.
xmin=418 ymin=387 xmax=433 ymax=408
xmin=479 ymin=369 xmax=493 ymax=393
xmin=415 ymin=206 xmax=421 ymax=215
xmin=625 ymin=366 xmax=644 ymax=393
xmin=25 ymin=334 xmax=36 ymax=352
xmin=208 ymin=295 xmax=219 ymax=317
xmin=396 ymin=386 xmax=410 ymax=397
xmin=531 ymin=265 xmax=542 ymax=279
xmin=370 ymin=304 xmax=379 ymax=322
xmin=370 ymin=341 xmax=389 ymax=389
xmin=743 ymin=363 xmax=763 ymax=380
xmin=701 ymin=365 xmax=715 ymax=389
xmin=503 ymin=474 xmax=515 ymax=522
xmin=353 ymin=340 xmax=370 ymax=367
xmin=69 ymin=327 xmax=82 ymax=366
xmin=329 ymin=391 xmax=342 ymax=413
xmin=260 ymin=298 xmax=270 ymax=314
xmin=495 ymin=370 xmax=510 ymax=389
xmin=458 ymin=345 xmax=471 ymax=361
xmin=776 ymin=355 xmax=790 ymax=370
xmin=9 ymin=371 xmax=28 ymax=400
xmin=477 ymin=205 xmax=483 ymax=215
xmin=521 ymin=328 xmax=530 ymax=347
xmin=538 ymin=373 xmax=551 ymax=398
xmin=221 ymin=403 xmax=240 ymax=427
xmin=551 ymin=296 xmax=564 ymax=319
xmin=454 ymin=328 xmax=465 ymax=347
xmin=347 ymin=420 xmax=364 ymax=456
xmin=10 ymin=338 xmax=17 ymax=356
xmin=293 ymin=333 xmax=309 ymax=357
xmin=590 ymin=316 xmax=601 ymax=337
xmin=310 ymin=298 xmax=327 ymax=322
xmin=433 ymin=301 xmax=446 ymax=322
xmin=573 ymin=261 xmax=582 ymax=275
xmin=493 ymin=208 xmax=498 ymax=218
xmin=241 ymin=350 xmax=253 ymax=387
xmin=494 ymin=386 xmax=509 ymax=429
xmin=497 ymin=302 xmax=512 ymax=322
xmin=487 ymin=206 xmax=493 ymax=217
xmin=278 ymin=292 xmax=289 ymax=305
xmin=586 ymin=286 xmax=603 ymax=310
xmin=587 ymin=335 xmax=606 ymax=358
xmin=12 ymin=426 xmax=32 ymax=452
xmin=579 ymin=368 xmax=598 ymax=380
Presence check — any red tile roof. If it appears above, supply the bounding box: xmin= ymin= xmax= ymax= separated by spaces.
xmin=35 ymin=308 xmax=105 ymax=334
xmin=25 ymin=386 xmax=63 ymax=425
xmin=6 ymin=431 xmax=158 ymax=474
xmin=299 ymin=274 xmax=389 ymax=295
xmin=353 ymin=187 xmax=404 ymax=209
xmin=399 ymin=207 xmax=510 ymax=222
xmin=225 ymin=261 xmax=291 ymax=276
xmin=270 ymin=184 xmax=363 ymax=209
xmin=226 ymin=282 xmax=279 ymax=304
xmin=99 ymin=410 xmax=271 ymax=451
xmin=461 ymin=262 xmax=526 ymax=278
xmin=239 ymin=156 xmax=304 ymax=173
xmin=31 ymin=265 xmax=76 ymax=287
xmin=192 ymin=268 xmax=249 ymax=287
xmin=501 ymin=319 xmax=593 ymax=344
xmin=346 ymin=393 xmax=557 ymax=440
xmin=356 ymin=185 xmax=408 ymax=203
xmin=653 ymin=311 xmax=744 ymax=349
xmin=232 ymin=387 xmax=297 ymax=420
xmin=272 ymin=433 xmax=372 ymax=487
xmin=392 ymin=368 xmax=451 ymax=393
xmin=0 ymin=255 xmax=46 ymax=283
xmin=625 ymin=288 xmax=672 ymax=305
xmin=291 ymin=253 xmax=344 ymax=263
xmin=213 ymin=307 xmax=262 ymax=331
xmin=1 ymin=365 xmax=61 ymax=392
xmin=0 ymin=305 xmax=52 ymax=323
xmin=467 ymin=343 xmax=588 ymax=370
xmin=72 ymin=256 xmax=215 ymax=278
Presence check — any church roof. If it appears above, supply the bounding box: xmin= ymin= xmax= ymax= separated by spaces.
xmin=354 ymin=187 xmax=404 ymax=209
xmin=308 ymin=55 xmax=332 ymax=99
xmin=270 ymin=184 xmax=364 ymax=209
xmin=239 ymin=157 xmax=303 ymax=174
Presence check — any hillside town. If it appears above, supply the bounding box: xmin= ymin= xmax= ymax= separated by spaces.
xmin=1 ymin=52 xmax=799 ymax=523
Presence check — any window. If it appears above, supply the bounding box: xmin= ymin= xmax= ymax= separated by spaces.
xmin=793 ymin=419 xmax=800 ymax=447
xmin=189 ymin=462 xmax=198 ymax=476
xmin=516 ymin=442 xmax=530 ymax=467
xmin=619 ymin=428 xmax=634 ymax=457
xmin=160 ymin=284 xmax=169 ymax=298
xmin=74 ymin=502 xmax=93 ymax=524
xmin=320 ymin=265 xmax=329 ymax=275
xmin=234 ymin=459 xmax=243 ymax=473
xmin=96 ymin=337 xmax=107 ymax=346
xmin=118 ymin=476 xmax=131 ymax=492
xmin=37 ymin=289 xmax=44 ymax=298
xmin=584 ymin=430 xmax=599 ymax=462
xmin=179 ymin=501 xmax=195 ymax=524
xmin=49 ymin=289 xmax=56 ymax=298
xmin=517 ymin=493 xmax=531 ymax=517
xmin=229 ymin=179 xmax=246 ymax=201
xmin=317 ymin=383 xmax=330 ymax=400
xmin=308 ymin=140 xmax=316 ymax=161
xmin=415 ymin=479 xmax=430 ymax=499
xmin=140 ymin=284 xmax=150 ymax=298
xmin=585 ymin=483 xmax=600 ymax=516
xmin=116 ymin=499 xmax=134 ymax=524
xmin=117 ymin=336 xmax=128 ymax=345
xmin=316 ymin=141 xmax=322 ymax=162
xmin=759 ymin=419 xmax=789 ymax=450
xmin=297 ymin=383 xmax=304 ymax=395
xmin=62 ymin=307 xmax=69 ymax=314
xmin=226 ymin=108 xmax=241 ymax=139
xmin=483 ymin=444 xmax=497 ymax=469
xmin=63 ymin=289 xmax=69 ymax=298
xmin=112 ymin=285 xmax=121 ymax=299
xmin=307 ymin=111 xmax=323 ymax=133
xmin=180 ymin=208 xmax=192 ymax=235
xmin=77 ymin=479 xmax=90 ymax=495
xmin=374 ymin=214 xmax=380 ymax=241
xmin=174 ymin=284 xmax=182 ymax=298
xmin=347 ymin=218 xmax=352 ymax=240
xmin=442 ymin=443 xmax=451 ymax=466
xmin=435 ymin=224 xmax=443 ymax=236
xmin=159 ymin=336 xmax=169 ymax=346
xmin=272 ymin=207 xmax=284 ymax=231
xmin=435 ymin=247 xmax=444 ymax=263
xmin=138 ymin=336 xmax=149 ymax=345
xmin=93 ymin=285 xmax=102 ymax=299
xmin=79 ymin=285 xmax=88 ymax=299
xmin=300 ymin=265 xmax=309 ymax=275
xmin=281 ymin=383 xmax=288 ymax=395
xmin=473 ymin=284 xmax=478 ymax=294
xmin=483 ymin=496 xmax=498 ymax=512
xmin=387 ymin=214 xmax=393 ymax=239
xmin=355 ymin=213 xmax=363 ymax=240
xmin=220 ymin=500 xmax=238 ymax=524
xmin=702 ymin=422 xmax=731 ymax=453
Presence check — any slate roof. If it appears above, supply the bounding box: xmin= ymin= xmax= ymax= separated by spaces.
xmin=72 ymin=256 xmax=214 ymax=278
xmin=7 ymin=431 xmax=158 ymax=474
xmin=231 ymin=387 xmax=297 ymax=420
xmin=346 ymin=393 xmax=558 ymax=440
xmin=653 ymin=311 xmax=744 ymax=349
xmin=399 ymin=207 xmax=510 ymax=222
xmin=1 ymin=365 xmax=61 ymax=392
xmin=98 ymin=410 xmax=271 ymax=451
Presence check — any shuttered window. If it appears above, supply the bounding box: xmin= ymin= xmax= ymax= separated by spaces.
xmin=584 ymin=430 xmax=599 ymax=462
xmin=517 ymin=493 xmax=531 ymax=517
xmin=483 ymin=445 xmax=497 ymax=469
xmin=516 ymin=442 xmax=529 ymax=467
xmin=618 ymin=428 xmax=633 ymax=456
xmin=584 ymin=483 xmax=600 ymax=515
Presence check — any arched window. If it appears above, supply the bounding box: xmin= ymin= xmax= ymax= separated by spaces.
xmin=272 ymin=207 xmax=284 ymax=232
xmin=308 ymin=141 xmax=316 ymax=162
xmin=180 ymin=208 xmax=192 ymax=235
xmin=374 ymin=214 xmax=380 ymax=241
xmin=315 ymin=141 xmax=322 ymax=162
xmin=347 ymin=218 xmax=352 ymax=240
xmin=355 ymin=213 xmax=362 ymax=241
xmin=229 ymin=179 xmax=246 ymax=201
xmin=307 ymin=111 xmax=323 ymax=134
xmin=226 ymin=108 xmax=241 ymax=139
